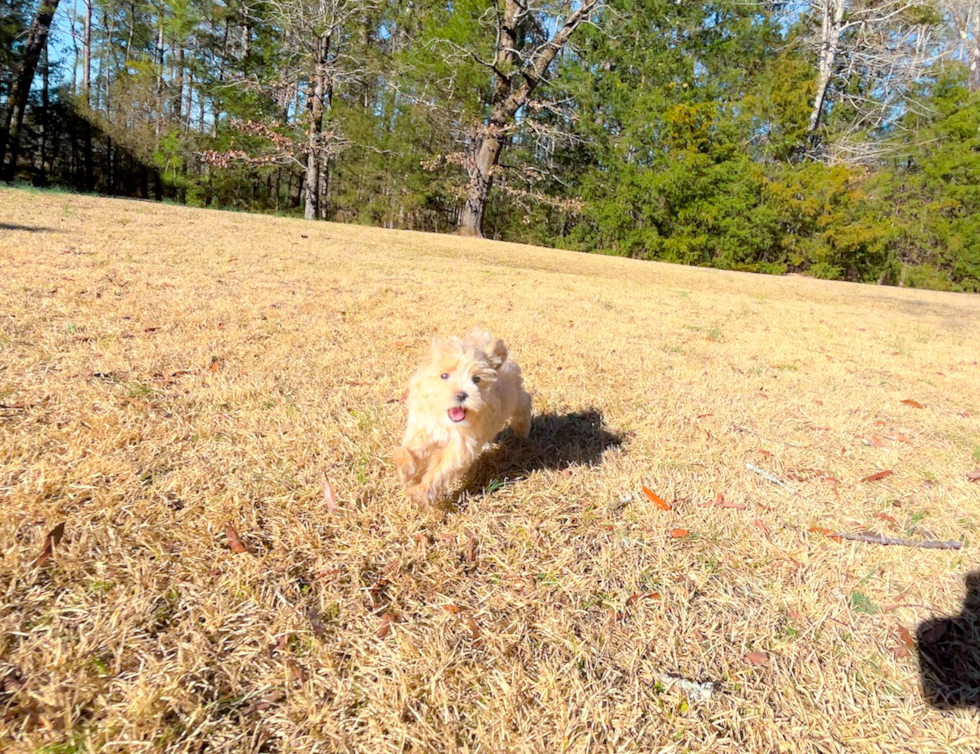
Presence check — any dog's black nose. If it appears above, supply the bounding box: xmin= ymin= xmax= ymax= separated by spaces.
xmin=454 ymin=391 xmax=468 ymax=403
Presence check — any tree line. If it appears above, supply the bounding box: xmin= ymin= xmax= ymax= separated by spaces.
xmin=2 ymin=0 xmax=979 ymax=290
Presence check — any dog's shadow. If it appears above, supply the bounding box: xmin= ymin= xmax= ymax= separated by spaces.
xmin=917 ymin=571 xmax=980 ymax=710
xmin=460 ymin=409 xmax=625 ymax=496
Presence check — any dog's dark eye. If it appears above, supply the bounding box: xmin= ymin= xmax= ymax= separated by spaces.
xmin=440 ymin=373 xmax=449 ymax=380
xmin=472 ymin=376 xmax=481 ymax=384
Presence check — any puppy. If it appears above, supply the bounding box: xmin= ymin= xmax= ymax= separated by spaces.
xmin=394 ymin=331 xmax=532 ymax=506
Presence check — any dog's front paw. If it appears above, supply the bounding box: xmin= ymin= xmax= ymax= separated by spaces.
xmin=406 ymin=483 xmax=437 ymax=507
xmin=393 ymin=446 xmax=419 ymax=484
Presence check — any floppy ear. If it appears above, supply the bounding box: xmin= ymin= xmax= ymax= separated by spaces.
xmin=464 ymin=330 xmax=508 ymax=369
xmin=485 ymin=337 xmax=508 ymax=370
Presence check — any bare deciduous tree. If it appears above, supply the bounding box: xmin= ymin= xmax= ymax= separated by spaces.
xmin=941 ymin=0 xmax=979 ymax=91
xmin=803 ymin=0 xmax=941 ymax=158
xmin=457 ymin=0 xmax=602 ymax=238
xmin=264 ymin=0 xmax=372 ymax=219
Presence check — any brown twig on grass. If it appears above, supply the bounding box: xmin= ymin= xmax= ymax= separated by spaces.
xmin=827 ymin=531 xmax=962 ymax=550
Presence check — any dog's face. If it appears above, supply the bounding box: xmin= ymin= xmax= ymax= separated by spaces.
xmin=408 ymin=338 xmax=501 ymax=428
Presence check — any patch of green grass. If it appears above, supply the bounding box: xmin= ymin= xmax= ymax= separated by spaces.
xmin=849 ymin=591 xmax=879 ymax=615
xmin=126 ymin=381 xmax=157 ymax=399
xmin=483 ymin=478 xmax=505 ymax=495
xmin=906 ymin=510 xmax=927 ymax=536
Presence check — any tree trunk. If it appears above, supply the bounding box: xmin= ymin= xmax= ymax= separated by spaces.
xmin=953 ymin=5 xmax=979 ymax=92
xmin=82 ymin=0 xmax=91 ymax=98
xmin=806 ymin=0 xmax=845 ymax=140
xmin=155 ymin=3 xmax=165 ymax=143
xmin=39 ymin=40 xmax=50 ymax=185
xmin=1 ymin=0 xmax=64 ymax=181
xmin=458 ymin=0 xmax=599 ymax=237
xmin=304 ymin=34 xmax=329 ymax=221
xmin=82 ymin=0 xmax=94 ymax=191
xmin=173 ymin=46 xmax=185 ymax=122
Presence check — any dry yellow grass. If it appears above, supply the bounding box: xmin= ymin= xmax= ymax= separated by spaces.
xmin=2 ymin=187 xmax=980 ymax=753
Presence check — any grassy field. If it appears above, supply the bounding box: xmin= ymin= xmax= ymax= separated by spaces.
xmin=2 ymin=187 xmax=980 ymax=753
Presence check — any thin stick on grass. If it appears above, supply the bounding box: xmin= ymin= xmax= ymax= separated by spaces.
xmin=827 ymin=531 xmax=962 ymax=550
xmin=745 ymin=462 xmax=798 ymax=495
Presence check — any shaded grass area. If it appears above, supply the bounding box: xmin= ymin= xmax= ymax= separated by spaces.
xmin=1 ymin=187 xmax=980 ymax=752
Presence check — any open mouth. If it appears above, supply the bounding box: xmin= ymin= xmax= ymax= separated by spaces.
xmin=448 ymin=407 xmax=466 ymax=423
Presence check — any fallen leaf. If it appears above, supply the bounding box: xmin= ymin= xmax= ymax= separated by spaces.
xmin=444 ymin=605 xmax=463 ymax=614
xmin=896 ymin=625 xmax=915 ymax=653
xmin=642 ymin=486 xmax=671 ymax=511
xmin=873 ymin=420 xmax=887 ymax=427
xmin=823 ymin=476 xmax=841 ymax=485
xmin=438 ymin=533 xmax=456 ymax=543
xmin=322 ymin=468 xmax=337 ymax=512
xmin=744 ymin=651 xmax=769 ymax=666
xmin=715 ymin=492 xmax=747 ymax=509
xmin=958 ymin=411 xmax=970 ymax=418
xmin=671 ymin=528 xmax=690 ymax=538
xmin=758 ymin=449 xmax=774 ymax=459
xmin=465 ymin=536 xmax=476 ymax=563
xmin=34 ymin=522 xmax=65 ymax=566
xmin=625 ymin=592 xmax=661 ymax=606
xmin=287 ymin=661 xmax=304 ymax=683
xmin=754 ymin=519 xmax=770 ymax=536
xmin=224 ymin=524 xmax=248 ymax=554
xmin=901 ymin=399 xmax=924 ymax=409
xmin=788 ymin=610 xmax=805 ymax=621
xmin=967 ymin=469 xmax=980 ymax=483
xmin=862 ymin=470 xmax=894 ymax=482
xmin=368 ymin=579 xmax=390 ymax=606
xmin=870 ymin=436 xmax=884 ymax=448
xmin=877 ymin=513 xmax=898 ymax=525
xmin=209 ymin=357 xmax=221 ymax=373
xmin=465 ymin=615 xmax=481 ymax=642
xmin=696 ymin=413 xmax=713 ymax=419
xmin=242 ymin=689 xmax=284 ymax=716
xmin=808 ymin=526 xmax=842 ymax=543
xmin=377 ymin=612 xmax=393 ymax=638
xmin=307 ymin=606 xmax=329 ymax=639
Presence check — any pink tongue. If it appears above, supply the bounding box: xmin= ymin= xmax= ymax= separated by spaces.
xmin=449 ymin=407 xmax=466 ymax=422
